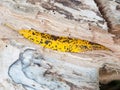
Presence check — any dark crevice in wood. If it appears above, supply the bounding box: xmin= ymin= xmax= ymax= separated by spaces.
xmin=100 ymin=81 xmax=120 ymax=90
xmin=94 ymin=0 xmax=120 ymax=44
xmin=94 ymin=0 xmax=112 ymax=32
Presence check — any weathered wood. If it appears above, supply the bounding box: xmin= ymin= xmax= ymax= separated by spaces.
xmin=0 ymin=0 xmax=101 ymax=89
xmin=94 ymin=0 xmax=120 ymax=35
xmin=0 ymin=40 xmax=99 ymax=90
xmin=93 ymin=0 xmax=120 ymax=83
xmin=0 ymin=0 xmax=120 ymax=90
xmin=8 ymin=48 xmax=99 ymax=90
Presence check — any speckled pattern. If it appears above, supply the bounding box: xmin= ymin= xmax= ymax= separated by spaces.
xmin=19 ymin=29 xmax=109 ymax=52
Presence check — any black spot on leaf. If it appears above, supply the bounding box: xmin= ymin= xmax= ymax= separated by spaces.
xmin=45 ymin=40 xmax=51 ymax=44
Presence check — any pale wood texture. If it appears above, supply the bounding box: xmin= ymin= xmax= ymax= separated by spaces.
xmin=94 ymin=0 xmax=120 ymax=83
xmin=0 ymin=0 xmax=120 ymax=90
